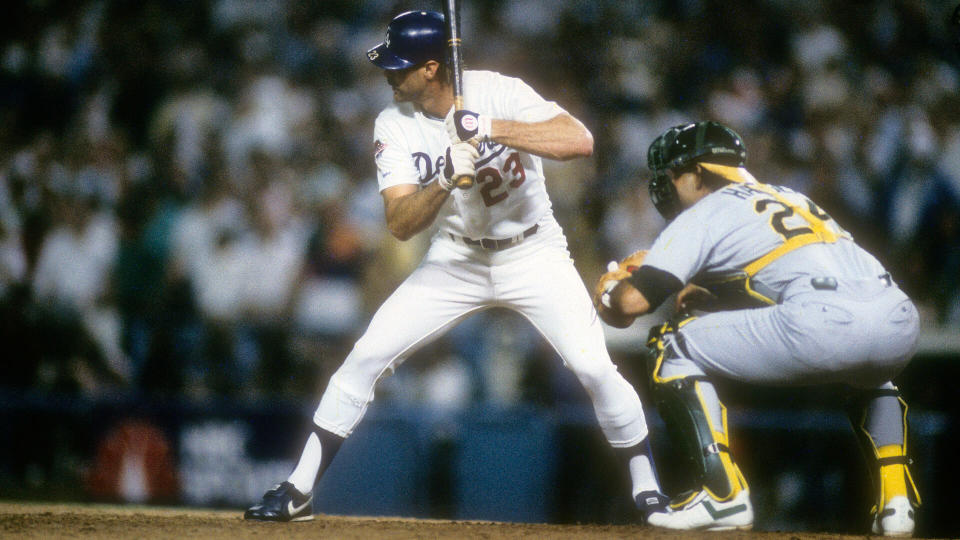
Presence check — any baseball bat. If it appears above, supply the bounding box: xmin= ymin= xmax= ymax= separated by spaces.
xmin=442 ymin=0 xmax=474 ymax=189
xmin=953 ymin=3 xmax=960 ymax=57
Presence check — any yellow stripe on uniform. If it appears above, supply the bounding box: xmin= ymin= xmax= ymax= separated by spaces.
xmin=693 ymin=380 xmax=749 ymax=501
xmin=699 ymin=163 xmax=759 ymax=185
xmin=649 ymin=316 xmax=698 ymax=384
xmin=743 ymin=233 xmax=830 ymax=276
xmin=742 ymin=278 xmax=777 ymax=305
xmin=853 ymin=395 xmax=921 ymax=509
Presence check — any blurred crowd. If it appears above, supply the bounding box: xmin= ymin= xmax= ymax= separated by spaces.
xmin=0 ymin=0 xmax=958 ymax=402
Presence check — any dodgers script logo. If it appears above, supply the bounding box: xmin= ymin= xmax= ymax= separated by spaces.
xmin=411 ymin=141 xmax=507 ymax=185
xmin=409 ymin=141 xmax=528 ymax=208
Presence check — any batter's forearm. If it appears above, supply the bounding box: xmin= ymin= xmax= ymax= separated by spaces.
xmin=490 ymin=113 xmax=593 ymax=161
xmin=384 ymin=182 xmax=450 ymax=241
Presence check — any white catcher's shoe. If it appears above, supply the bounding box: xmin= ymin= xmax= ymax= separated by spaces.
xmin=872 ymin=496 xmax=915 ymax=537
xmin=647 ymin=489 xmax=753 ymax=531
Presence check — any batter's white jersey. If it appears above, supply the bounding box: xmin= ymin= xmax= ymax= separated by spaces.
xmin=373 ymin=70 xmax=563 ymax=239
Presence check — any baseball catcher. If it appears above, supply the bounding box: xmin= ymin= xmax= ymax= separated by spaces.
xmin=594 ymin=121 xmax=921 ymax=535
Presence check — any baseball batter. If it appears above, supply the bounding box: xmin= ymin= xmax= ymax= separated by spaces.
xmin=595 ymin=121 xmax=921 ymax=535
xmin=244 ymin=10 xmax=667 ymax=522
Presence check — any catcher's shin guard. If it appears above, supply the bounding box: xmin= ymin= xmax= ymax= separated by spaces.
xmin=847 ymin=386 xmax=920 ymax=517
xmin=646 ymin=319 xmax=748 ymax=501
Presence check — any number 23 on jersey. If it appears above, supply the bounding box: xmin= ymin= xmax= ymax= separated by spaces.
xmin=476 ymin=152 xmax=525 ymax=207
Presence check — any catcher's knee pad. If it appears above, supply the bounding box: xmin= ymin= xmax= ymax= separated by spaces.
xmin=646 ymin=317 xmax=747 ymax=501
xmin=847 ymin=385 xmax=920 ymax=511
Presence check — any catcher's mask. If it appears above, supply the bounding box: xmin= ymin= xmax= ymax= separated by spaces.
xmin=646 ymin=121 xmax=747 ymax=221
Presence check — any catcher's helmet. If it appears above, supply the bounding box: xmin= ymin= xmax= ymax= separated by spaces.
xmin=367 ymin=11 xmax=446 ymax=70
xmin=647 ymin=121 xmax=747 ymax=220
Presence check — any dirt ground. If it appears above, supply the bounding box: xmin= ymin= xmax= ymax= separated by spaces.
xmin=0 ymin=501 xmax=905 ymax=540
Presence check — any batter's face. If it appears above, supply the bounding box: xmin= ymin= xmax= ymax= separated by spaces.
xmin=384 ymin=64 xmax=427 ymax=103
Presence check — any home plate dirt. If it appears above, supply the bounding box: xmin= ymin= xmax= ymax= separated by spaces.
xmin=0 ymin=501 xmax=887 ymax=539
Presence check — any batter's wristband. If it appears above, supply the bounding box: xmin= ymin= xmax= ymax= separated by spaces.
xmin=438 ymin=174 xmax=455 ymax=191
xmin=478 ymin=115 xmax=492 ymax=141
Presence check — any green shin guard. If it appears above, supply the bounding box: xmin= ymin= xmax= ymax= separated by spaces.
xmin=651 ymin=376 xmax=744 ymax=500
xmin=647 ymin=325 xmax=746 ymax=501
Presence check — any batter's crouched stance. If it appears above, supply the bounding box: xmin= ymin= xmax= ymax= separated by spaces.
xmin=594 ymin=121 xmax=922 ymax=535
xmin=244 ymin=10 xmax=668 ymax=523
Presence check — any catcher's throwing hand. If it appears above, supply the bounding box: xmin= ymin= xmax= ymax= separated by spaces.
xmin=593 ymin=250 xmax=647 ymax=320
xmin=675 ymin=283 xmax=719 ymax=312
xmin=440 ymin=142 xmax=480 ymax=191
xmin=445 ymin=107 xmax=491 ymax=145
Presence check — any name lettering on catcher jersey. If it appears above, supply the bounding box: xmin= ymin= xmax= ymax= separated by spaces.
xmin=722 ymin=182 xmax=793 ymax=201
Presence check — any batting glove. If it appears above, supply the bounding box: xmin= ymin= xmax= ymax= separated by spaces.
xmin=440 ymin=142 xmax=480 ymax=191
xmin=445 ymin=107 xmax=491 ymax=145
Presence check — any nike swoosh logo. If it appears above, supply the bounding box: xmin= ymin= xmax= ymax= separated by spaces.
xmin=287 ymin=498 xmax=310 ymax=517
xmin=702 ymin=500 xmax=747 ymax=520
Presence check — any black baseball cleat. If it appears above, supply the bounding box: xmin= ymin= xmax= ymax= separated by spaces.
xmin=635 ymin=490 xmax=671 ymax=522
xmin=244 ymin=482 xmax=314 ymax=522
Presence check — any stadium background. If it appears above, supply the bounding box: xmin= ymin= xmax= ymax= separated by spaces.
xmin=0 ymin=0 xmax=957 ymax=537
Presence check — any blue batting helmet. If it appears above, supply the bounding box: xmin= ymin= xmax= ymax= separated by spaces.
xmin=366 ymin=11 xmax=446 ymax=70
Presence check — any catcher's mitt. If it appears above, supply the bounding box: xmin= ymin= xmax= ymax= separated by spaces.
xmin=592 ymin=250 xmax=648 ymax=309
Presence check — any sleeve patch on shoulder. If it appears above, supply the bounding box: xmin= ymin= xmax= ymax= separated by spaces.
xmin=374 ymin=139 xmax=386 ymax=159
